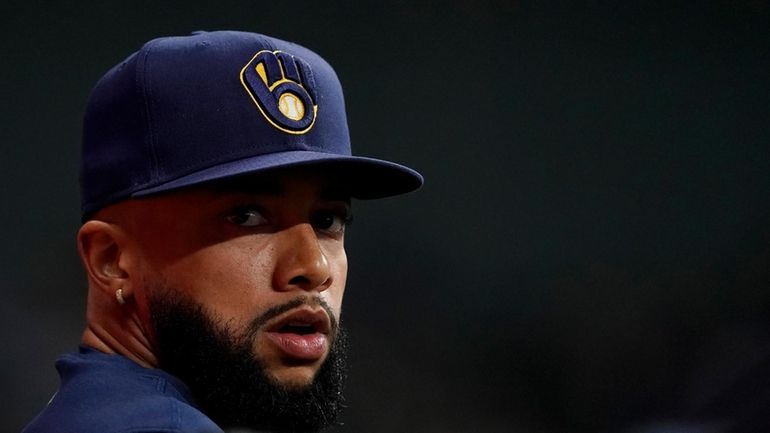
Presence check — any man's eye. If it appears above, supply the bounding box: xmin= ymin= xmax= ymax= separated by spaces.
xmin=227 ymin=208 xmax=268 ymax=227
xmin=312 ymin=211 xmax=351 ymax=234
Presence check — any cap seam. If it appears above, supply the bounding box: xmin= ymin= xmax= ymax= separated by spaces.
xmin=257 ymin=34 xmax=274 ymax=52
xmin=138 ymin=41 xmax=160 ymax=184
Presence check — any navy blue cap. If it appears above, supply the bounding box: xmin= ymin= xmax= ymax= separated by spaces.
xmin=80 ymin=30 xmax=422 ymax=220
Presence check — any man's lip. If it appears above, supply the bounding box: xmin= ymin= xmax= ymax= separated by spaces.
xmin=265 ymin=307 xmax=332 ymax=335
xmin=263 ymin=307 xmax=332 ymax=361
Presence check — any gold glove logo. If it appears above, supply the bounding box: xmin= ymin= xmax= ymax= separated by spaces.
xmin=240 ymin=50 xmax=317 ymax=134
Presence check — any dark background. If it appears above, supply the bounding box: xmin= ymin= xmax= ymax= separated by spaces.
xmin=2 ymin=1 xmax=770 ymax=432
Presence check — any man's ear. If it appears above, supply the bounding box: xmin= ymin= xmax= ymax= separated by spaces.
xmin=77 ymin=220 xmax=135 ymax=300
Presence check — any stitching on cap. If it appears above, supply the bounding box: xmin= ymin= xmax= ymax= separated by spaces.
xmin=138 ymin=41 xmax=160 ymax=183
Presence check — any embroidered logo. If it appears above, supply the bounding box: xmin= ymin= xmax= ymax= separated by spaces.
xmin=240 ymin=50 xmax=318 ymax=134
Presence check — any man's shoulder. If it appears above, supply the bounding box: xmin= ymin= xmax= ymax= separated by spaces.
xmin=23 ymin=348 xmax=222 ymax=433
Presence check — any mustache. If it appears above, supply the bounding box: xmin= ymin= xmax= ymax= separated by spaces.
xmin=246 ymin=295 xmax=338 ymax=335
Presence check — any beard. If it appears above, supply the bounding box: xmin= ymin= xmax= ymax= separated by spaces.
xmin=148 ymin=288 xmax=348 ymax=433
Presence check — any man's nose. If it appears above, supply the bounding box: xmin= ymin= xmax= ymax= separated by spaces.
xmin=272 ymin=223 xmax=333 ymax=292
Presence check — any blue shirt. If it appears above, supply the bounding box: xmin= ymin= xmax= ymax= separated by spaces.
xmin=23 ymin=346 xmax=223 ymax=433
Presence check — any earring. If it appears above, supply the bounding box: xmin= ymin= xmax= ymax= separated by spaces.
xmin=116 ymin=288 xmax=126 ymax=305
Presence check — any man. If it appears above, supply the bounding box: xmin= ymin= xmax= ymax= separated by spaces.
xmin=23 ymin=30 xmax=422 ymax=433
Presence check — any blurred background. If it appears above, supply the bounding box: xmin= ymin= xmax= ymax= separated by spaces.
xmin=2 ymin=1 xmax=770 ymax=432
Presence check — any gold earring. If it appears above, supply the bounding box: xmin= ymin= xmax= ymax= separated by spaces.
xmin=116 ymin=288 xmax=126 ymax=305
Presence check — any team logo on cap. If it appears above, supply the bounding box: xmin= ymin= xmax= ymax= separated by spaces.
xmin=240 ymin=50 xmax=318 ymax=134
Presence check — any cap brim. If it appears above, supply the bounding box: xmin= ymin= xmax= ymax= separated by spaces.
xmin=132 ymin=150 xmax=423 ymax=200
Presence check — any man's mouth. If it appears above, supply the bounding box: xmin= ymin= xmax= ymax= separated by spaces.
xmin=264 ymin=308 xmax=332 ymax=361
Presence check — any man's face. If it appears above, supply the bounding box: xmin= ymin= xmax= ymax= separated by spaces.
xmin=117 ymin=168 xmax=350 ymax=429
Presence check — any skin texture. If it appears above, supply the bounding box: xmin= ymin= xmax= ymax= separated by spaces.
xmin=78 ymin=168 xmax=350 ymax=388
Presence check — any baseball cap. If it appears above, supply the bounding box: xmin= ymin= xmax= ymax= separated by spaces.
xmin=80 ymin=30 xmax=423 ymax=220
